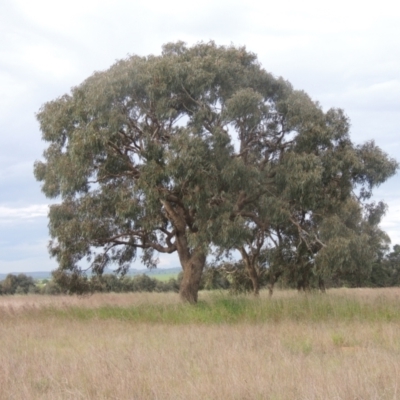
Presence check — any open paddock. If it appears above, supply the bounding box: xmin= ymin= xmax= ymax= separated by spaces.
xmin=1 ymin=288 xmax=400 ymax=399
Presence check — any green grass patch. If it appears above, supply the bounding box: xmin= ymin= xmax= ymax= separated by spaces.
xmin=36 ymin=292 xmax=400 ymax=325
xmin=150 ymin=273 xmax=178 ymax=281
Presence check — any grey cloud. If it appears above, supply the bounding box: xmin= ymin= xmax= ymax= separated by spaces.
xmin=1 ymin=0 xmax=399 ymax=273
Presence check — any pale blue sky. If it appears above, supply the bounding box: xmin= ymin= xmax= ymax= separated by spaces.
xmin=1 ymin=0 xmax=399 ymax=272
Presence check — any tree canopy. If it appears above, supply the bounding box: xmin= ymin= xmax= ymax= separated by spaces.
xmin=34 ymin=41 xmax=398 ymax=302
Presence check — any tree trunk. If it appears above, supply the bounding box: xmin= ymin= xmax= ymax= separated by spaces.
xmin=179 ymin=251 xmax=206 ymax=303
xmin=267 ymin=274 xmax=277 ymax=297
xmin=267 ymin=270 xmax=282 ymax=297
xmin=267 ymin=282 xmax=274 ymax=297
xmin=248 ymin=266 xmax=260 ymax=296
xmin=318 ymin=276 xmax=326 ymax=293
xmin=160 ymin=200 xmax=206 ymax=303
xmin=239 ymin=248 xmax=260 ymax=296
xmin=243 ymin=261 xmax=259 ymax=296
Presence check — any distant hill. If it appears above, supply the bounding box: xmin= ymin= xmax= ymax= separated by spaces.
xmin=0 ymin=271 xmax=52 ymax=280
xmin=0 ymin=267 xmax=182 ymax=281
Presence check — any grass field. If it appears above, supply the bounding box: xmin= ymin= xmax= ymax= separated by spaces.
xmin=1 ymin=288 xmax=400 ymax=399
xmin=150 ymin=273 xmax=179 ymax=282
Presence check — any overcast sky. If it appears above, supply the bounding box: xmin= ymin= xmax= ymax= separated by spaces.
xmin=1 ymin=0 xmax=399 ymax=273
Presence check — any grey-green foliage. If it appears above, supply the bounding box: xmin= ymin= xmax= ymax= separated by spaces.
xmin=224 ymin=101 xmax=397 ymax=292
xmin=33 ymin=41 xmax=398 ymax=299
xmin=381 ymin=245 xmax=400 ymax=286
xmin=33 ymin=41 xmax=295 ymax=301
xmin=0 ymin=273 xmax=182 ymax=295
xmin=258 ymin=195 xmax=396 ymax=291
xmin=89 ymin=273 xmax=179 ymax=293
xmin=226 ymin=85 xmax=398 ymax=292
xmin=0 ymin=274 xmax=38 ymax=295
xmin=201 ymin=266 xmax=231 ymax=291
xmin=312 ymin=200 xmax=389 ymax=287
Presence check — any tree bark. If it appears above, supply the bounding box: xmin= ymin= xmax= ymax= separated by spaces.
xmin=318 ymin=276 xmax=326 ymax=293
xmin=239 ymin=247 xmax=260 ymax=296
xmin=161 ymin=200 xmax=206 ymax=303
xmin=247 ymin=265 xmax=260 ymax=296
xmin=267 ymin=283 xmax=274 ymax=297
xmin=179 ymin=250 xmax=206 ymax=303
xmin=267 ymin=270 xmax=282 ymax=297
xmin=174 ymin=229 xmax=205 ymax=303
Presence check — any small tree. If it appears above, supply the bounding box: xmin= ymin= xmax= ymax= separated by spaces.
xmin=0 ymin=274 xmax=37 ymax=295
xmin=226 ymin=94 xmax=397 ymax=294
xmin=1 ymin=274 xmax=18 ymax=295
xmin=384 ymin=245 xmax=400 ymax=286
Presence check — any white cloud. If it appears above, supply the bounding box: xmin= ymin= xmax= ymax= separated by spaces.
xmin=0 ymin=72 xmax=31 ymax=120
xmin=19 ymin=43 xmax=78 ymax=80
xmin=12 ymin=0 xmax=101 ymax=34
xmin=1 ymin=14 xmax=78 ymax=81
xmin=0 ymin=161 xmax=34 ymax=180
xmin=322 ymin=80 xmax=400 ymax=112
xmin=379 ymin=197 xmax=400 ymax=246
xmin=157 ymin=256 xmax=175 ymax=268
xmin=0 ymin=236 xmax=55 ymax=272
xmin=1 ymin=0 xmax=399 ymax=273
xmin=0 ymin=204 xmax=48 ymax=221
xmin=0 ymin=257 xmax=56 ymax=273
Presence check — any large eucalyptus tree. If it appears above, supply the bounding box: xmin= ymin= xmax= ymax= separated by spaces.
xmin=34 ymin=41 xmax=397 ymax=302
xmin=34 ymin=42 xmax=289 ymax=302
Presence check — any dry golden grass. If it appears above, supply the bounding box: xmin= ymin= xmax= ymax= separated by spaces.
xmin=1 ymin=289 xmax=400 ymax=399
xmin=0 ymin=291 xmax=181 ymax=313
xmin=2 ymin=287 xmax=399 ymax=314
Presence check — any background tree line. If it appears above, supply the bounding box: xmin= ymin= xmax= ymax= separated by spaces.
xmin=2 ymin=243 xmax=400 ymax=296
xmin=0 ymin=272 xmax=180 ymax=295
